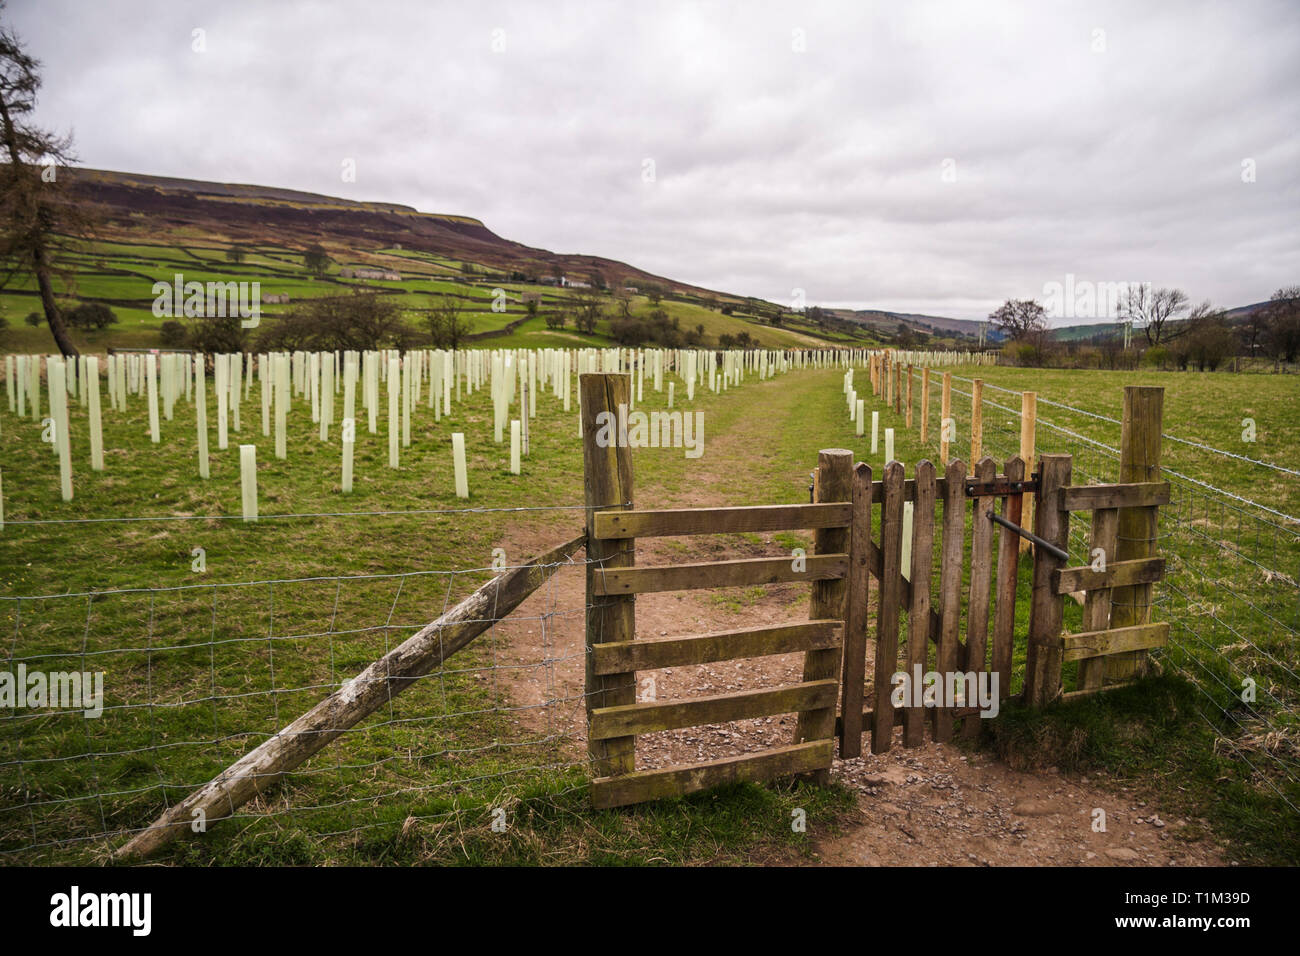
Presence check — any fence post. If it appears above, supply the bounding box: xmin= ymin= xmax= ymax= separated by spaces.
xmin=1019 ymin=391 xmax=1037 ymax=553
xmin=1107 ymin=386 xmax=1163 ymax=682
xmin=969 ymin=378 xmax=983 ymax=476
xmin=1023 ymin=453 xmax=1071 ymax=706
xmin=940 ymin=372 xmax=952 ymax=463
xmin=795 ymin=448 xmax=852 ymax=780
xmin=920 ymin=367 xmax=930 ymax=443
xmin=905 ymin=365 xmax=914 ymax=429
xmin=581 ymin=372 xmax=636 ymax=779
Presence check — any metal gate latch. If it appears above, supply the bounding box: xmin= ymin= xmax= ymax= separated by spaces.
xmin=988 ymin=511 xmax=1069 ymax=562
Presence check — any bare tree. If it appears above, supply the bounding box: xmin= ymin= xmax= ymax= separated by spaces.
xmin=1120 ymin=285 xmax=1189 ymax=346
xmin=0 ymin=7 xmax=88 ymax=356
xmin=256 ymin=293 xmax=407 ymax=352
xmin=427 ymin=294 xmax=472 ymax=348
xmin=613 ymin=288 xmax=633 ymax=319
xmin=573 ymin=291 xmax=604 ymax=334
xmin=988 ymin=299 xmax=1048 ymax=341
xmin=302 ymin=243 xmax=330 ymax=277
xmin=1263 ymin=285 xmax=1300 ymax=364
xmin=1241 ymin=303 xmax=1271 ymax=359
xmin=1178 ymin=302 xmax=1235 ymax=371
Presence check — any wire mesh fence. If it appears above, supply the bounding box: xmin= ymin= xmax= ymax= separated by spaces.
xmin=0 ymin=543 xmax=606 ymax=864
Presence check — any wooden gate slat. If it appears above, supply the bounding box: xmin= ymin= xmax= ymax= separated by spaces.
xmin=961 ymin=456 xmax=997 ymax=738
xmin=933 ymin=458 xmax=966 ymax=743
xmin=903 ymin=461 xmax=936 ymax=747
xmin=590 ymin=740 xmax=834 ymax=809
xmin=871 ymin=461 xmax=906 ymax=754
xmin=591 ymin=620 xmax=842 ymax=674
xmin=838 ymin=463 xmax=873 ymax=758
xmin=592 ymin=553 xmax=847 ymax=595
xmin=992 ymin=455 xmax=1025 ymax=700
xmin=590 ymin=679 xmax=839 ymax=739
xmin=592 ymin=502 xmax=853 ymax=539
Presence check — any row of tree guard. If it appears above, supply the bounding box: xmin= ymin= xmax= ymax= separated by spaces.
xmin=0 ymin=345 xmax=996 ymax=518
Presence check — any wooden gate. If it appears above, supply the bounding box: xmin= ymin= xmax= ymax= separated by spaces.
xmin=581 ymin=374 xmax=1168 ymax=806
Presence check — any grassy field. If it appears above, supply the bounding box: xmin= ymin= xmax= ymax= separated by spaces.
xmin=0 ymin=355 xmax=1296 ymax=864
xmin=0 ymin=232 xmax=841 ymax=354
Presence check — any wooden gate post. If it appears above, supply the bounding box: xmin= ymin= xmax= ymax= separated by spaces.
xmin=796 ymin=448 xmax=852 ymax=780
xmin=1023 ymin=453 xmax=1071 ymax=706
xmin=582 ymin=373 xmax=636 ymax=779
xmin=1108 ymin=386 xmax=1164 ymax=682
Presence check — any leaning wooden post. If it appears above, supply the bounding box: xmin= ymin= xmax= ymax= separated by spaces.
xmin=796 ymin=448 xmax=851 ymax=780
xmin=1107 ymin=386 xmax=1163 ymax=682
xmin=1019 ymin=391 xmax=1037 ymax=554
xmin=1023 ymin=453 xmax=1072 ymax=706
xmin=581 ymin=373 xmax=636 ymax=782
xmin=838 ymin=462 xmax=872 ymax=758
xmin=969 ymin=378 xmax=983 ymax=476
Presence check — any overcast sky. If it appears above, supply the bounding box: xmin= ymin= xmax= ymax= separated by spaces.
xmin=9 ymin=0 xmax=1300 ymax=322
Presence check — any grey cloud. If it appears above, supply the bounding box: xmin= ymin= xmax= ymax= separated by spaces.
xmin=10 ymin=0 xmax=1299 ymax=321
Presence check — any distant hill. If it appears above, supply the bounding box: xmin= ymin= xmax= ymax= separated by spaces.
xmin=64 ymin=167 xmax=721 ymax=298
xmin=1048 ymin=301 xmax=1272 ymax=344
xmin=828 ymin=308 xmax=987 ymax=341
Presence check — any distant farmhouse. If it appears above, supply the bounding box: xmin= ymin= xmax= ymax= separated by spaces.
xmin=560 ymin=276 xmax=591 ymax=289
xmin=341 ymin=267 xmax=402 ymax=281
xmin=261 ymin=292 xmax=290 ymax=305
